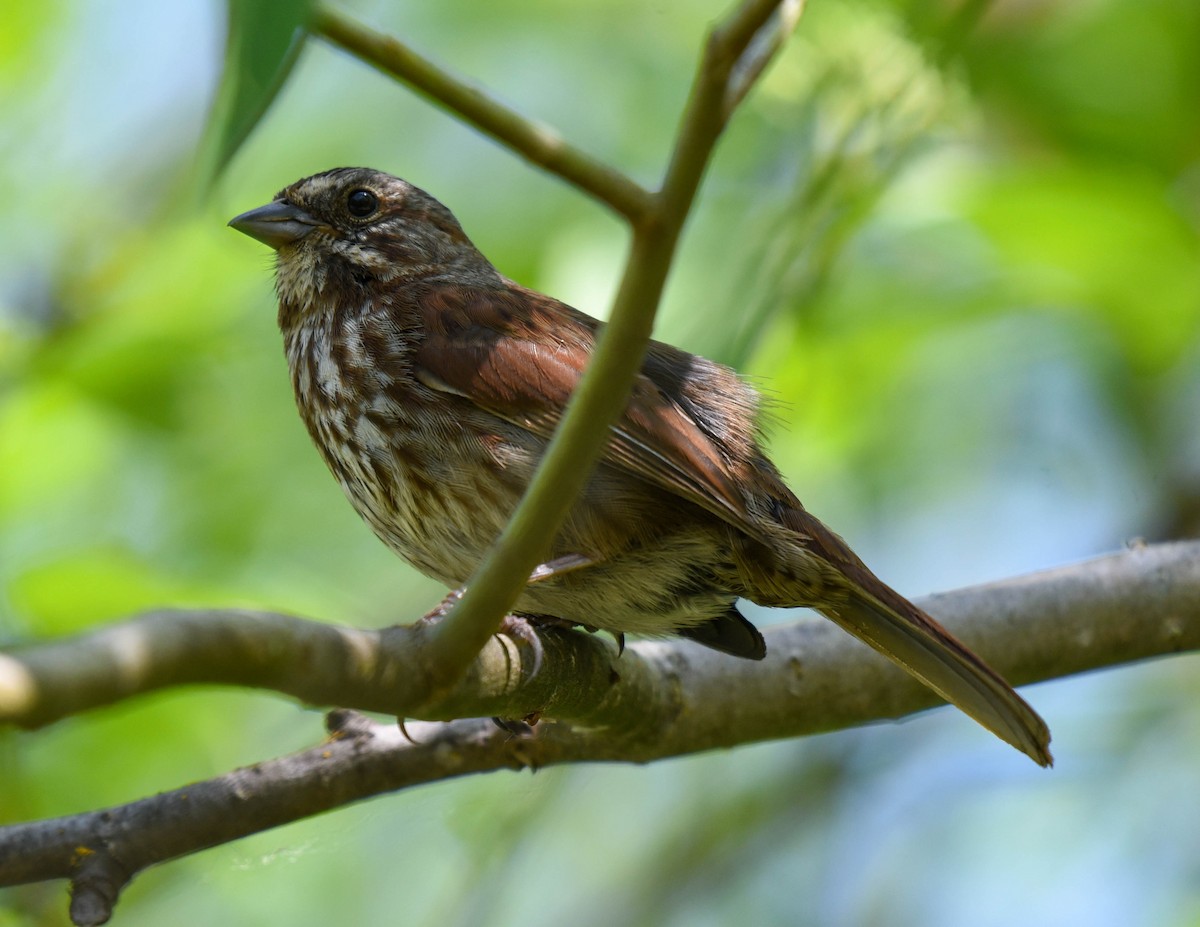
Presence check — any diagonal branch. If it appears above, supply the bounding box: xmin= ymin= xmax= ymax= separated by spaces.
xmin=313 ymin=6 xmax=652 ymax=221
xmin=418 ymin=0 xmax=800 ymax=694
xmin=659 ymin=0 xmax=798 ymax=224
xmin=1 ymin=542 xmax=1198 ymax=923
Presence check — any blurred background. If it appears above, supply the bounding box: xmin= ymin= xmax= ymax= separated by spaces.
xmin=2 ymin=0 xmax=1198 ymax=923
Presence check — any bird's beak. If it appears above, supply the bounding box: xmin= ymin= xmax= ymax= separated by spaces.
xmin=228 ymin=200 xmax=321 ymax=250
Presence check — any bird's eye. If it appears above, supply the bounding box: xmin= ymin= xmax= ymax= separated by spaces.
xmin=346 ymin=189 xmax=378 ymax=218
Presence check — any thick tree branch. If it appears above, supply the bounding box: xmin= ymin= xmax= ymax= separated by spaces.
xmin=1 ymin=541 xmax=1195 ymax=735
xmin=1 ymin=542 xmax=1198 ymax=923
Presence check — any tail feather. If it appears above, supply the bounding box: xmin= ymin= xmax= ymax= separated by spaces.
xmin=819 ymin=589 xmax=1053 ymax=767
xmin=769 ymin=499 xmax=1052 ymax=766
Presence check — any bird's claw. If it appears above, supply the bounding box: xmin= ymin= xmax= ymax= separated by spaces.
xmin=496 ymin=613 xmax=545 ymax=679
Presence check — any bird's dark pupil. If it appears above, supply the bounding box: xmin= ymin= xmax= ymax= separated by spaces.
xmin=347 ymin=189 xmax=377 ymax=217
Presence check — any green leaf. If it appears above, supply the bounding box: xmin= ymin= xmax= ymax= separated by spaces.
xmin=198 ymin=0 xmax=315 ymax=187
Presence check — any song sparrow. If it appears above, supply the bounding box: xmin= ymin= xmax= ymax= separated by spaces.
xmin=230 ymin=168 xmax=1051 ymax=765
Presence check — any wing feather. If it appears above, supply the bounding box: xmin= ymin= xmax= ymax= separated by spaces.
xmin=413 ymin=283 xmax=757 ymax=531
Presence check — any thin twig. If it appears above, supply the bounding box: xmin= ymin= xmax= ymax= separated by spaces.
xmin=313 ymin=6 xmax=652 ymax=222
xmin=656 ymin=0 xmax=792 ymax=225
xmin=724 ymin=0 xmax=806 ymax=116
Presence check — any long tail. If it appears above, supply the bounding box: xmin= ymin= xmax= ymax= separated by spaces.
xmin=776 ymin=503 xmax=1052 ymax=767
xmin=816 ymin=587 xmax=1052 ymax=767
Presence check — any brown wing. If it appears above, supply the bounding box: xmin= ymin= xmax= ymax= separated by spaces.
xmin=413 ymin=282 xmax=758 ymax=531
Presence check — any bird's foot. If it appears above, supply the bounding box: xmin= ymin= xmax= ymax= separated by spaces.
xmin=496 ymin=613 xmax=546 ymax=679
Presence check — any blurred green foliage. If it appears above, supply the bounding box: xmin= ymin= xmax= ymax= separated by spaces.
xmin=1 ymin=0 xmax=1198 ymax=924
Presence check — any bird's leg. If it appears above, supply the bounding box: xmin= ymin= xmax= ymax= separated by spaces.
xmin=420 ymin=587 xmax=465 ymax=624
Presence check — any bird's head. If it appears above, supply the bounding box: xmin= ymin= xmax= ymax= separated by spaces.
xmin=229 ymin=168 xmax=498 ymax=326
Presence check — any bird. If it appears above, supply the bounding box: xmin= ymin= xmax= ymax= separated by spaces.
xmin=229 ymin=167 xmax=1051 ymax=766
